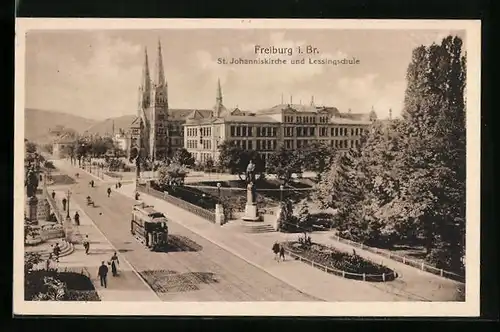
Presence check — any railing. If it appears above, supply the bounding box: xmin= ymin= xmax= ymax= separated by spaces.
xmin=283 ymin=244 xmax=397 ymax=283
xmin=137 ymin=184 xmax=216 ymax=223
xmin=43 ymin=184 xmax=82 ymax=244
xmin=330 ymin=234 xmax=465 ymax=283
xmin=43 ymin=185 xmax=64 ymax=224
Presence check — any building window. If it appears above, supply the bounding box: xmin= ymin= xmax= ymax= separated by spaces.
xmin=272 ymin=127 xmax=277 ymax=137
xmin=272 ymin=140 xmax=277 ymax=150
xmin=248 ymin=127 xmax=253 ymax=136
xmin=309 ymin=127 xmax=315 ymax=136
xmin=256 ymin=140 xmax=261 ymax=150
xmin=248 ymin=140 xmax=253 ymax=150
xmin=242 ymin=140 xmax=247 ymax=150
xmin=230 ymin=126 xmax=235 ymax=137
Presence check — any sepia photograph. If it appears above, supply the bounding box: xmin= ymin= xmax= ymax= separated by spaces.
xmin=14 ymin=19 xmax=480 ymax=316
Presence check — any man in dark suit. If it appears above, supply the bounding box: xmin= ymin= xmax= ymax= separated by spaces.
xmin=98 ymin=261 xmax=109 ymax=288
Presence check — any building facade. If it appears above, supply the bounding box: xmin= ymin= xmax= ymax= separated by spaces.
xmin=128 ymin=43 xmax=376 ymax=165
xmin=183 ymin=84 xmax=374 ymax=165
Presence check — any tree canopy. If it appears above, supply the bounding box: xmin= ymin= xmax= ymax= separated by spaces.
xmin=313 ymin=36 xmax=466 ymax=271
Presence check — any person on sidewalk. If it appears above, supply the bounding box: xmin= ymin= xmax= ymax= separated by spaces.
xmin=62 ymin=197 xmax=67 ymax=211
xmin=53 ymin=243 xmax=61 ymax=261
xmin=115 ymin=183 xmax=118 ymax=189
xmin=46 ymin=253 xmax=54 ymax=271
xmin=107 ymin=187 xmax=111 ymax=197
xmin=135 ymin=192 xmax=140 ymax=200
xmin=83 ymin=235 xmax=90 ymax=255
xmin=110 ymin=252 xmax=120 ymax=277
xmin=98 ymin=261 xmax=109 ymax=288
xmin=74 ymin=211 xmax=80 ymax=226
xmin=279 ymin=245 xmax=286 ymax=262
xmin=272 ymin=241 xmax=280 ymax=261
xmin=91 ymin=180 xmax=95 ymax=188
xmin=51 ymin=191 xmax=56 ymax=200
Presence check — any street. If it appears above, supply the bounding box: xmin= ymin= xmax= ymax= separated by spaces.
xmin=64 ymin=167 xmax=319 ymax=301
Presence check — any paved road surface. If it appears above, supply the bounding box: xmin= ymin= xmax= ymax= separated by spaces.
xmin=66 ymin=170 xmax=319 ymax=301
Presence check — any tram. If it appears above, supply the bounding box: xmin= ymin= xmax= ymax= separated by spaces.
xmin=130 ymin=202 xmax=169 ymax=251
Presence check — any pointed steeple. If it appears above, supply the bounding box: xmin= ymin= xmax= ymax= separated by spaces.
xmin=213 ymin=78 xmax=226 ymax=118
xmin=216 ymin=78 xmax=223 ymax=104
xmin=155 ymin=40 xmax=165 ymax=87
xmin=140 ymin=47 xmax=151 ymax=109
xmin=310 ymin=95 xmax=315 ymax=106
xmin=389 ymin=108 xmax=392 ymax=120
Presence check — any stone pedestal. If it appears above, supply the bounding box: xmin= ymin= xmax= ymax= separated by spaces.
xmin=272 ymin=205 xmax=283 ymax=231
xmin=242 ymin=203 xmax=260 ymax=221
xmin=26 ymin=196 xmax=39 ymax=225
xmin=38 ymin=198 xmax=51 ymax=221
xmin=215 ymin=204 xmax=225 ymax=225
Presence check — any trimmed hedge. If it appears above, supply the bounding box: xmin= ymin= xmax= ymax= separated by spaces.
xmin=284 ymin=241 xmax=396 ymax=282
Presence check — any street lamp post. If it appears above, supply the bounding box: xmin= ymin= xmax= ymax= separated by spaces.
xmin=66 ymin=189 xmax=72 ymax=219
xmin=279 ymin=184 xmax=284 ymax=203
xmin=217 ymin=182 xmax=221 ymax=203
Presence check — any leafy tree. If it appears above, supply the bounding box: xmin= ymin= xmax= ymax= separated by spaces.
xmin=172 ymin=148 xmax=195 ymax=167
xmin=266 ymin=146 xmax=303 ymax=185
xmin=25 ymin=140 xmax=37 ymax=154
xmin=217 ymin=141 xmax=265 ymax=180
xmin=297 ymin=201 xmax=312 ymax=236
xmin=300 ymin=141 xmax=336 ymax=181
xmin=156 ymin=163 xmax=188 ymax=189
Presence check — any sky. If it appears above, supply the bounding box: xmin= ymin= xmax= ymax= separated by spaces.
xmin=24 ymin=29 xmax=465 ymax=121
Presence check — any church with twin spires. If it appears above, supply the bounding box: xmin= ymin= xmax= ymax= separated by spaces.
xmin=128 ymin=40 xmax=379 ymax=165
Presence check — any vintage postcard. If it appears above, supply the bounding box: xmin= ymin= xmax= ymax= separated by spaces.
xmin=14 ymin=19 xmax=481 ymax=316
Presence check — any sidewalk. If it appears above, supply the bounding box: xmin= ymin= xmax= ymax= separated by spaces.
xmin=53 ymin=189 xmax=160 ymax=302
xmin=117 ymin=184 xmax=424 ymax=302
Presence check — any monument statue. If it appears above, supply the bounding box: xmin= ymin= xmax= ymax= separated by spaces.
xmin=245 ymin=159 xmax=256 ymax=184
xmin=242 ymin=160 xmax=259 ymax=221
xmin=25 ymin=167 xmax=39 ymax=198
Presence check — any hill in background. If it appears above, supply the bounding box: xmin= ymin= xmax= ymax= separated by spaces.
xmin=24 ymin=108 xmax=98 ymax=143
xmin=24 ymin=109 xmax=137 ymax=144
xmin=83 ymin=115 xmax=136 ymax=136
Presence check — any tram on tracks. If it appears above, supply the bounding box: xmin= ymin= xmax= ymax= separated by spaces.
xmin=130 ymin=202 xmax=168 ymax=251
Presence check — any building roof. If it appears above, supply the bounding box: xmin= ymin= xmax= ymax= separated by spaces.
xmin=329 ymin=117 xmax=371 ymax=125
xmin=53 ymin=132 xmax=76 ymax=144
xmin=185 ymin=113 xmax=280 ymax=125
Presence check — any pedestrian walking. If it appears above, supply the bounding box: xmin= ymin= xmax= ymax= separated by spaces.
xmin=272 ymin=241 xmax=280 ymax=261
xmin=46 ymin=253 xmax=53 ymax=271
xmin=51 ymin=191 xmax=56 ymax=199
xmin=91 ymin=180 xmax=95 ymax=188
xmin=118 ymin=182 xmax=122 ymax=188
xmin=97 ymin=261 xmax=109 ymax=288
xmin=83 ymin=235 xmax=90 ymax=255
xmin=53 ymin=243 xmax=61 ymax=261
xmin=135 ymin=192 xmax=140 ymax=200
xmin=279 ymin=245 xmax=285 ymax=262
xmin=110 ymin=252 xmax=120 ymax=277
xmin=115 ymin=183 xmax=118 ymax=189
xmin=62 ymin=197 xmax=67 ymax=211
xmin=107 ymin=187 xmax=111 ymax=197
xmin=74 ymin=211 xmax=80 ymax=226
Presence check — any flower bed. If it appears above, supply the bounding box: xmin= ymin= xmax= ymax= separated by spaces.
xmin=284 ymin=241 xmax=396 ymax=282
xmin=25 ymin=270 xmax=100 ymax=301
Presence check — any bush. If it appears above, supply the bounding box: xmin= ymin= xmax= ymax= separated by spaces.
xmin=151 ymin=181 xmax=218 ymax=211
xmin=285 ymin=240 xmax=394 ymax=279
xmin=25 ymin=270 xmax=100 ymax=301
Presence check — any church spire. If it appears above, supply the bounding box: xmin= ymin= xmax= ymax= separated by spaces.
xmin=389 ymin=108 xmax=392 ymax=120
xmin=156 ymin=39 xmax=165 ymax=87
xmin=216 ymin=78 xmax=223 ymax=104
xmin=310 ymin=95 xmax=315 ymax=106
xmin=154 ymin=39 xmax=168 ymax=108
xmin=140 ymin=47 xmax=151 ymax=109
xmin=213 ymin=78 xmax=226 ymax=118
